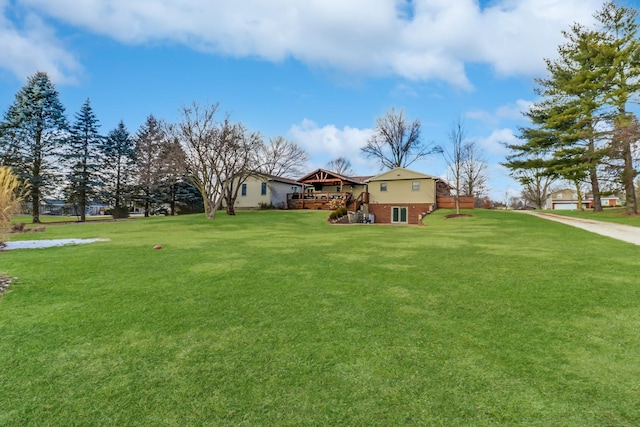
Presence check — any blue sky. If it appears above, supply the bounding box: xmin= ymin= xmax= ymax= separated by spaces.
xmin=0 ymin=0 xmax=622 ymax=200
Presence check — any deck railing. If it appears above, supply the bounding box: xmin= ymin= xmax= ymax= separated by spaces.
xmin=287 ymin=191 xmax=369 ymax=210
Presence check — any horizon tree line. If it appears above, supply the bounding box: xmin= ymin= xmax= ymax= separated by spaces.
xmin=1 ymin=72 xmax=490 ymax=223
xmin=504 ymin=1 xmax=640 ymax=214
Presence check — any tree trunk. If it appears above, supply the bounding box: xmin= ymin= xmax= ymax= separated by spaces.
xmin=79 ymin=188 xmax=86 ymax=222
xmin=589 ymin=167 xmax=602 ymax=212
xmin=31 ymin=190 xmax=40 ymax=224
xmin=574 ymin=181 xmax=583 ymax=212
xmin=115 ymin=162 xmax=121 ymax=208
xmin=225 ymin=195 xmax=236 ymax=216
xmin=170 ymin=186 xmax=177 ymax=216
xmin=204 ymin=198 xmax=219 ymax=219
xmin=144 ymin=195 xmax=150 ymax=217
xmin=587 ymin=137 xmax=602 ymax=212
xmin=622 ymin=141 xmax=638 ymax=215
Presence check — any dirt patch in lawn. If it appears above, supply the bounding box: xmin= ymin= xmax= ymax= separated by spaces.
xmin=444 ymin=214 xmax=472 ymax=219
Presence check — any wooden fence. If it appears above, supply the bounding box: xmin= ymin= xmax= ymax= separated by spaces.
xmin=436 ymin=195 xmax=475 ymax=209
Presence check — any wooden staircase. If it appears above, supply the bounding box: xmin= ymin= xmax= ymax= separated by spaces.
xmin=347 ymin=192 xmax=369 ymax=212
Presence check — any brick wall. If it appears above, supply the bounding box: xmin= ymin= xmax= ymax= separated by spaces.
xmin=368 ymin=203 xmax=433 ymax=224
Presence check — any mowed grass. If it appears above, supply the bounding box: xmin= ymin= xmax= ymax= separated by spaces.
xmin=1 ymin=209 xmax=640 ymax=425
xmin=12 ymin=214 xmax=123 ymax=225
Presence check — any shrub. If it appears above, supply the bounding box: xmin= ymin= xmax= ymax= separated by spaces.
xmin=328 ymin=206 xmax=349 ymax=221
xmin=110 ymin=206 xmax=130 ymax=219
xmin=258 ymin=202 xmax=275 ymax=210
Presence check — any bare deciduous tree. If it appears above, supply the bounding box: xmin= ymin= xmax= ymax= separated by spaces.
xmin=171 ymin=102 xmax=265 ymax=219
xmin=518 ymin=168 xmax=556 ymax=209
xmin=443 ymin=120 xmax=465 ymax=214
xmin=611 ymin=114 xmax=639 ymax=215
xmin=362 ymin=107 xmax=440 ymax=170
xmin=326 ymin=157 xmax=354 ymax=176
xmin=258 ymin=136 xmax=308 ymax=178
xmin=461 ymin=141 xmax=488 ymax=198
xmin=171 ymin=102 xmax=223 ymax=219
xmin=219 ymin=120 xmax=263 ymax=215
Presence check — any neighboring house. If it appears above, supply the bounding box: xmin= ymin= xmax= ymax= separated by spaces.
xmin=40 ymin=199 xmax=108 ymax=216
xmin=365 ymin=167 xmax=438 ymax=224
xmin=229 ymin=173 xmax=303 ymax=209
xmin=545 ymin=189 xmax=620 ymax=210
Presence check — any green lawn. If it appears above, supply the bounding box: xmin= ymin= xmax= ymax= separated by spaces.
xmin=12 ymin=214 xmax=125 ymax=225
xmin=1 ymin=209 xmax=639 ymax=425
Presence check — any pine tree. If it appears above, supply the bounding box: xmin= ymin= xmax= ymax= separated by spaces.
xmin=134 ymin=115 xmax=165 ymax=217
xmin=65 ymin=98 xmax=103 ymax=222
xmin=505 ymin=2 xmax=640 ymax=214
xmin=594 ymin=1 xmax=640 ymax=215
xmin=156 ymin=136 xmax=187 ymax=215
xmin=0 ymin=72 xmax=67 ymax=223
xmin=506 ymin=24 xmax=607 ymax=211
xmin=103 ymin=121 xmax=135 ymax=210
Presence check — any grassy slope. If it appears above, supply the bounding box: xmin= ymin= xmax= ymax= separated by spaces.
xmin=1 ymin=210 xmax=639 ymax=426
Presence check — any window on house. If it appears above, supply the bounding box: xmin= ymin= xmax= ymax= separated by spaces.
xmin=380 ymin=183 xmax=387 ymax=192
xmin=241 ymin=183 xmax=247 ymax=196
xmin=557 ymin=193 xmax=563 ymax=199
xmin=261 ymin=182 xmax=267 ymax=196
xmin=412 ymin=181 xmax=420 ymax=191
xmin=392 ymin=206 xmax=408 ymax=223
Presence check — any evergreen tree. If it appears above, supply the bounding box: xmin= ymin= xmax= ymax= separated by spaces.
xmin=594 ymin=1 xmax=640 ymax=214
xmin=65 ymin=98 xmax=103 ymax=222
xmin=506 ymin=24 xmax=607 ymax=211
xmin=0 ymin=72 xmax=67 ymax=223
xmin=506 ymin=2 xmax=640 ymax=214
xmin=134 ymin=115 xmax=165 ymax=217
xmin=103 ymin=121 xmax=135 ymax=210
xmin=156 ymin=136 xmax=187 ymax=215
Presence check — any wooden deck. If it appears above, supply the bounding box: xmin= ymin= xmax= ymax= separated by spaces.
xmin=287 ymin=192 xmax=368 ymax=210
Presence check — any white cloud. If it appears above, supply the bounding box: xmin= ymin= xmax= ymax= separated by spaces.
xmin=477 ymin=127 xmax=521 ymax=157
xmin=467 ymin=99 xmax=532 ymax=125
xmin=288 ymin=119 xmax=375 ymax=173
xmin=10 ymin=0 xmax=602 ymax=87
xmin=0 ymin=1 xmax=81 ymax=83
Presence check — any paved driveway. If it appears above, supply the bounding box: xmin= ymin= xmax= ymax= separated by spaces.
xmin=519 ymin=211 xmax=640 ymax=246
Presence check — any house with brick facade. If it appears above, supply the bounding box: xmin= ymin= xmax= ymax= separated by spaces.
xmin=365 ymin=167 xmax=438 ymax=224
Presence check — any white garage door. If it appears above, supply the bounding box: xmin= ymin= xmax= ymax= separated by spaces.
xmin=554 ymin=203 xmax=577 ymax=210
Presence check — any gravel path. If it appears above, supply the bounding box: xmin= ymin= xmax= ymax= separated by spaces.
xmin=519 ymin=211 xmax=640 ymax=246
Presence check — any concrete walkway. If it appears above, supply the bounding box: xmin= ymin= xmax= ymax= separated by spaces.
xmin=519 ymin=211 xmax=640 ymax=246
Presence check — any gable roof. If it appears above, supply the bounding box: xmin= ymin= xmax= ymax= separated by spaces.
xmin=250 ymin=172 xmax=302 ymax=186
xmin=298 ymin=168 xmax=368 ymax=185
xmin=365 ymin=167 xmax=439 ymax=182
